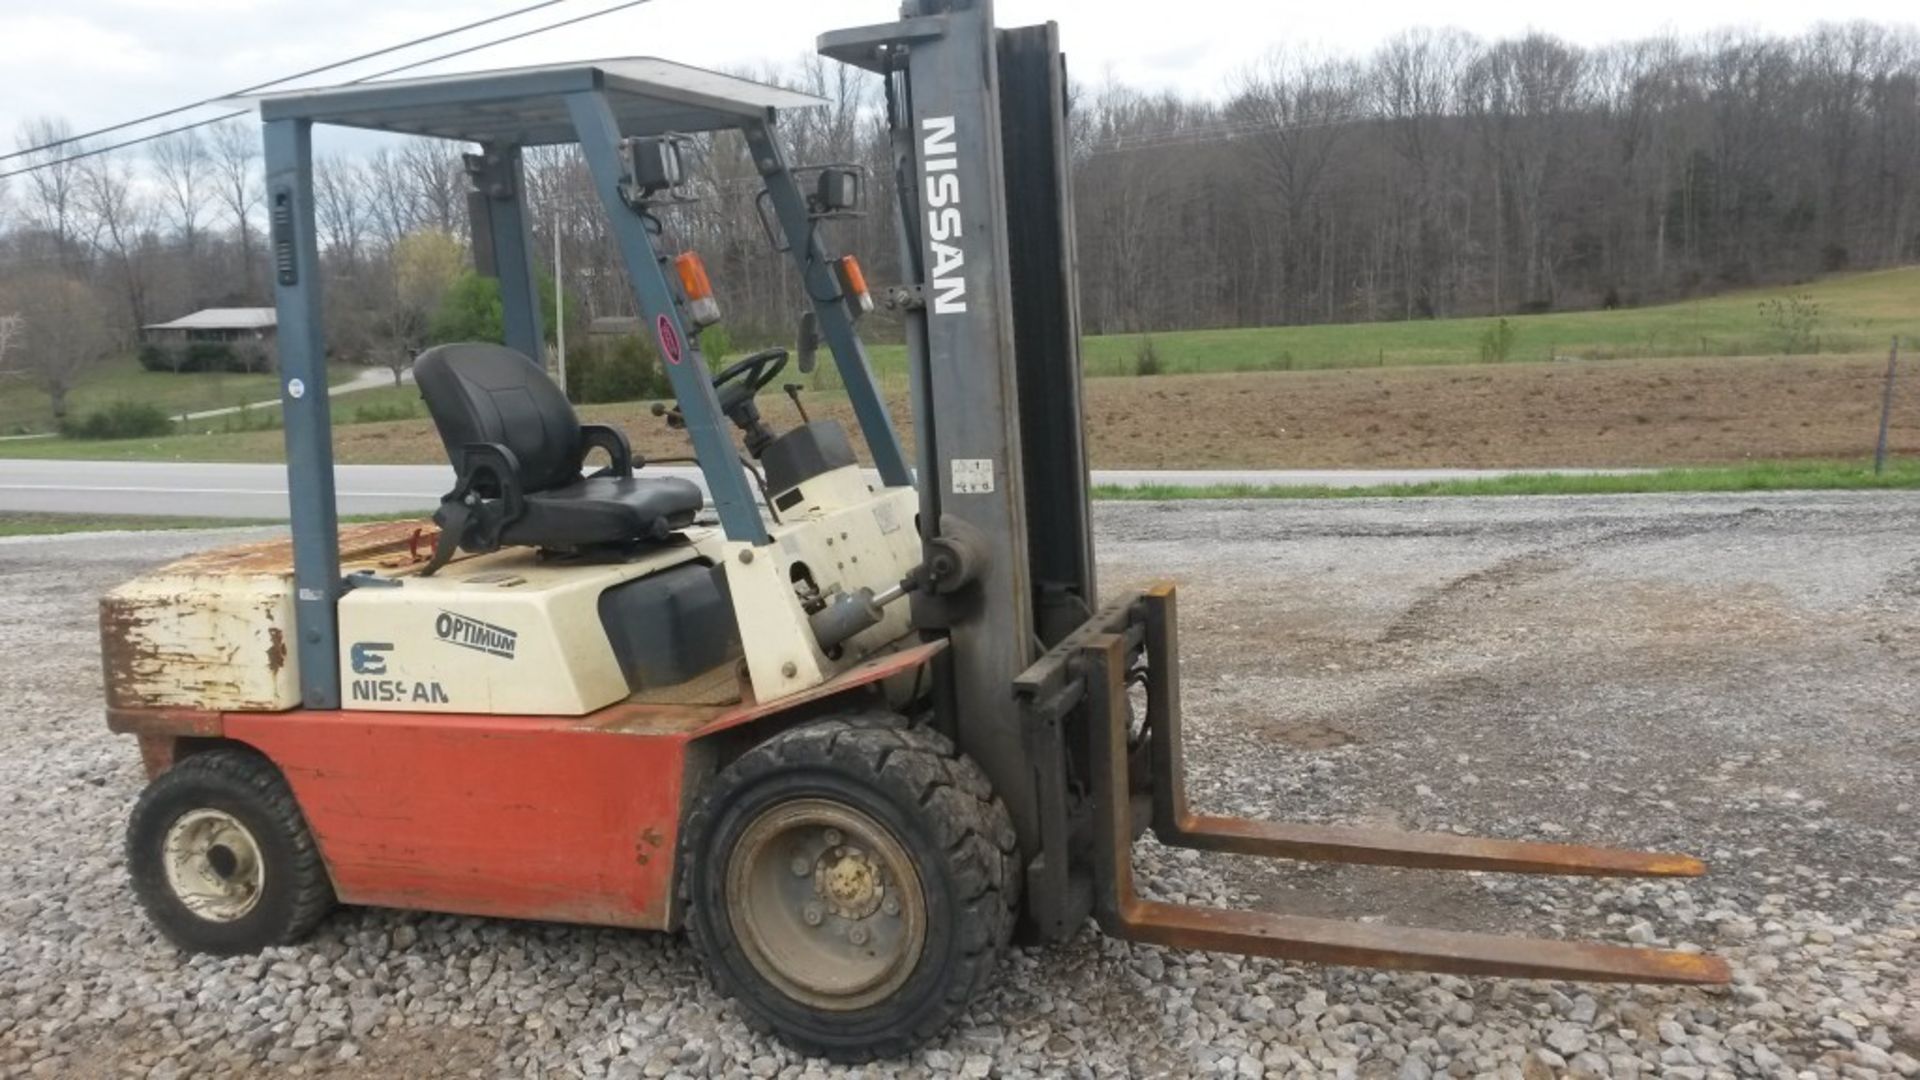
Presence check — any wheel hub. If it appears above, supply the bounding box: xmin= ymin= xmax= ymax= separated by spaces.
xmin=816 ymin=845 xmax=884 ymax=920
xmin=725 ymin=799 xmax=927 ymax=1011
xmin=162 ymin=809 xmax=265 ymax=922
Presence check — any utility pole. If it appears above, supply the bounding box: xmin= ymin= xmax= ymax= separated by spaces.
xmin=1874 ymin=337 xmax=1899 ymax=475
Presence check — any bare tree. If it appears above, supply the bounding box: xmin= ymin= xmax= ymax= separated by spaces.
xmin=208 ymin=119 xmax=262 ymax=299
xmin=1461 ymin=35 xmax=1589 ymax=311
xmin=151 ymin=130 xmax=211 ymax=252
xmin=398 ymin=138 xmax=469 ymax=238
xmin=361 ymin=147 xmax=416 ymax=252
xmin=0 ymin=312 xmax=21 ymax=372
xmin=1370 ymin=29 xmax=1479 ymax=318
xmin=79 ymin=152 xmax=155 ymax=330
xmin=1229 ymin=48 xmax=1365 ymax=322
xmin=12 ymin=117 xmax=90 ymax=262
xmin=315 ymin=155 xmax=367 ymax=266
xmin=0 ymin=273 xmax=117 ymax=421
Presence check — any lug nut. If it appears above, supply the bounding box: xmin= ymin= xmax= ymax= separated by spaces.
xmin=791 ymin=856 xmax=811 ymax=877
xmin=803 ymin=903 xmax=824 ymax=926
xmin=822 ymin=829 xmax=842 ymax=847
xmin=848 ymin=925 xmax=870 ymax=946
xmin=882 ymin=896 xmax=900 ymax=917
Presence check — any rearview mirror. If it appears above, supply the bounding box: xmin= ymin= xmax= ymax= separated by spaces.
xmin=813 ymin=167 xmax=863 ymax=214
xmin=620 ymin=136 xmax=684 ymax=202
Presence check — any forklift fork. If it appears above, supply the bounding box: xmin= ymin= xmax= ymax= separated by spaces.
xmin=1079 ymin=585 xmax=1730 ymax=986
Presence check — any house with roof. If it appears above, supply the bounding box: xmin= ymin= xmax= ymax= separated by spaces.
xmin=140 ymin=308 xmax=277 ymax=373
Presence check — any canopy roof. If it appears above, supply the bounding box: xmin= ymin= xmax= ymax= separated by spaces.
xmin=240 ymin=58 xmax=824 ymax=145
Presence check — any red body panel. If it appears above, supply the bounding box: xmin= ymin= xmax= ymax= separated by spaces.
xmin=227 ymin=709 xmax=688 ymax=929
xmin=184 ymin=641 xmax=946 ymax=931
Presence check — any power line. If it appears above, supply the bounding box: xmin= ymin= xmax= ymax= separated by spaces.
xmin=0 ymin=0 xmax=658 ymax=183
xmin=1 ymin=0 xmax=577 ymax=163
xmin=342 ymin=0 xmax=651 ymax=83
xmin=2 ymin=111 xmax=252 ymax=182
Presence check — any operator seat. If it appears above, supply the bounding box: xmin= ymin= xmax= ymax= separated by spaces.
xmin=414 ymin=342 xmax=703 ymax=574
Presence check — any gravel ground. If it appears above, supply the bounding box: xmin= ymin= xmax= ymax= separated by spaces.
xmin=2 ymin=490 xmax=1916 ymax=1079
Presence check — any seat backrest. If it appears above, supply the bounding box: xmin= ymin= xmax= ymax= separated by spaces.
xmin=415 ymin=343 xmax=582 ymax=493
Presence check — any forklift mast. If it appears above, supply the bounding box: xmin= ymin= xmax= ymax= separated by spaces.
xmin=822 ymin=0 xmax=1096 ymax=865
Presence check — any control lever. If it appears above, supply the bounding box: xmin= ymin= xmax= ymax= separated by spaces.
xmin=649 ymin=401 xmax=685 ymax=430
xmin=783 ymin=383 xmax=811 ymax=423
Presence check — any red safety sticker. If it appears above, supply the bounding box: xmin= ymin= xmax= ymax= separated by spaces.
xmin=656 ymin=315 xmax=683 ymax=366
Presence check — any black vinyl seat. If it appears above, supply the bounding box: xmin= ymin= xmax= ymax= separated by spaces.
xmin=414 ymin=343 xmax=702 ymax=571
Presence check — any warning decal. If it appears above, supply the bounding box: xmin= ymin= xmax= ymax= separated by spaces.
xmin=950 ymin=458 xmax=994 ymax=494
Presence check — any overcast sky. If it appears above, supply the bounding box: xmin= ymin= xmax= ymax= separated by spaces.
xmin=4 ymin=0 xmax=1917 ymax=159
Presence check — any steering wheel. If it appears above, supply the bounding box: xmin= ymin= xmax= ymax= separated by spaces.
xmin=711 ymin=347 xmax=788 ymax=408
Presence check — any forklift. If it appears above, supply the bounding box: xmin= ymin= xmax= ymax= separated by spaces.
xmin=99 ymin=1 xmax=1728 ymax=1061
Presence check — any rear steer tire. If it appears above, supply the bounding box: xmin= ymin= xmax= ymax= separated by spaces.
xmin=126 ymin=748 xmax=336 ymax=955
xmin=681 ymin=713 xmax=1019 ymax=1062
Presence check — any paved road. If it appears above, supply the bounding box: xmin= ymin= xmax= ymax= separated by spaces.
xmin=0 ymin=459 xmax=1645 ymax=519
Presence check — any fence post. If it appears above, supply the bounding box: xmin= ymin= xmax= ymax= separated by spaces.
xmin=1874 ymin=337 xmax=1900 ymax=476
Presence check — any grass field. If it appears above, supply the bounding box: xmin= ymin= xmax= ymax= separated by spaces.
xmin=1 ymin=267 xmax=1910 ymax=466
xmin=0 ymin=512 xmax=269 ymax=536
xmin=1075 ymin=267 xmax=1917 ymax=375
xmin=828 ymin=266 xmax=1918 ymax=383
xmin=0 ymin=357 xmax=360 ymax=436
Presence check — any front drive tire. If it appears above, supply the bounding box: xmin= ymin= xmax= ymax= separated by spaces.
xmin=681 ymin=714 xmax=1020 ymax=1062
xmin=126 ymin=748 xmax=336 ymax=955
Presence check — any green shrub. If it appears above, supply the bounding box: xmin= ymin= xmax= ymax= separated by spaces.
xmin=61 ymin=401 xmax=174 ymax=440
xmin=1134 ymin=336 xmax=1163 ymax=376
xmin=137 ymin=343 xmax=180 ymax=372
xmin=230 ymin=343 xmax=272 ymax=373
xmin=1760 ymin=293 xmax=1822 ymax=353
xmin=566 ymin=336 xmax=672 ymax=404
xmin=1478 ymin=318 xmax=1518 ymax=363
xmin=428 ymin=272 xmax=579 ymax=350
xmin=697 ymin=323 xmax=734 ymax=365
xmin=137 ymin=340 xmax=272 ymax=374
xmin=429 ymin=271 xmax=506 ymax=345
xmin=186 ymin=342 xmax=233 ymax=372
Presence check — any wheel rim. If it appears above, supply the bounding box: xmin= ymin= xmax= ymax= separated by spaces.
xmin=724 ymin=798 xmax=927 ymax=1011
xmin=162 ymin=809 xmax=266 ymax=922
